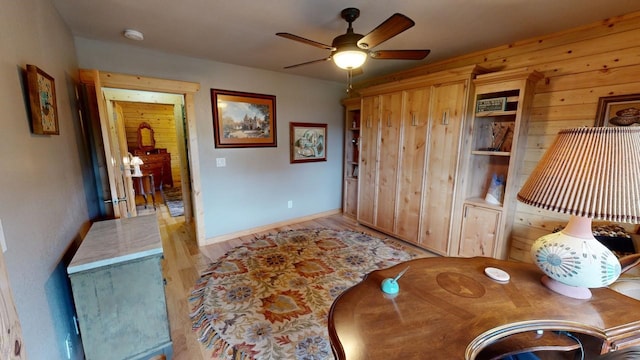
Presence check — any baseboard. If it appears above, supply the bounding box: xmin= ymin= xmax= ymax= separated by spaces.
xmin=201 ymin=209 xmax=342 ymax=246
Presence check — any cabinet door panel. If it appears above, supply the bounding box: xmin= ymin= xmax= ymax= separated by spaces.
xmin=344 ymin=178 xmax=358 ymax=218
xmin=395 ymin=88 xmax=430 ymax=243
xmin=357 ymin=96 xmax=379 ymax=226
xmin=421 ymin=82 xmax=466 ymax=254
xmin=375 ymin=92 xmax=403 ymax=232
xmin=458 ymin=204 xmax=501 ymax=257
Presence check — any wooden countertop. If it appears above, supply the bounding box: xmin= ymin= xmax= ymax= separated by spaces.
xmin=67 ymin=215 xmax=162 ymax=274
xmin=328 ymin=257 xmax=640 ymax=359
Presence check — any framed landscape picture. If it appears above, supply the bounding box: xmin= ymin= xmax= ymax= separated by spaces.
xmin=595 ymin=93 xmax=640 ymax=127
xmin=211 ymin=89 xmax=277 ymax=148
xmin=290 ymin=122 xmax=327 ymax=163
xmin=27 ymin=64 xmax=59 ymax=135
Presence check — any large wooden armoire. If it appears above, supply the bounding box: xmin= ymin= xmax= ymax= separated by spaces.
xmin=355 ymin=65 xmax=484 ymax=255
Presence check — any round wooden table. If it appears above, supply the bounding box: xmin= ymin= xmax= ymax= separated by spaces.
xmin=328 ymin=257 xmax=640 ymax=359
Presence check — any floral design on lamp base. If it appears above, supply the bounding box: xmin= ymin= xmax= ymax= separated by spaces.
xmin=531 ymin=230 xmax=621 ymax=299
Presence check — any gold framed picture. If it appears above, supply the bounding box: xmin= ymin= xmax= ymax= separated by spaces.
xmin=211 ymin=89 xmax=276 ymax=148
xmin=26 ymin=64 xmax=59 ymax=135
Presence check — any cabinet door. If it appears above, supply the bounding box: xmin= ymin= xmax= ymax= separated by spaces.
xmin=395 ymin=87 xmax=430 ymax=243
xmin=357 ymin=96 xmax=379 ymax=226
xmin=375 ymin=91 xmax=403 ymax=233
xmin=420 ymin=82 xmax=466 ymax=254
xmin=344 ymin=178 xmax=358 ymax=218
xmin=458 ymin=204 xmax=501 ymax=257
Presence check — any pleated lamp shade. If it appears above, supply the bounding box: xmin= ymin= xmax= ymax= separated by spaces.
xmin=517 ymin=127 xmax=640 ymax=299
xmin=518 ymin=127 xmax=640 ymax=223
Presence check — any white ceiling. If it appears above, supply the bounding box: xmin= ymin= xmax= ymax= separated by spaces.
xmin=51 ymin=0 xmax=640 ymax=83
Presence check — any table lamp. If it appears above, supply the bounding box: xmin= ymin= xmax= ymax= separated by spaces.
xmin=130 ymin=156 xmax=144 ymax=177
xmin=517 ymin=127 xmax=640 ymax=299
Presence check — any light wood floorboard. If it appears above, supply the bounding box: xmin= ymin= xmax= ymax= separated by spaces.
xmin=154 ymin=207 xmax=434 ymax=359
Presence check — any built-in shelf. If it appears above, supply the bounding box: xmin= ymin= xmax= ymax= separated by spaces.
xmin=471 ymin=150 xmax=511 ymax=156
xmin=464 ymin=197 xmax=504 ymax=210
xmin=476 ymin=110 xmax=518 ymax=117
xmin=342 ymin=98 xmax=361 ymax=218
xmin=456 ymin=69 xmax=543 ymax=260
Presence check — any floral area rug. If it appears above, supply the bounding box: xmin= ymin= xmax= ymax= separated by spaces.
xmin=189 ymin=229 xmax=416 ymax=359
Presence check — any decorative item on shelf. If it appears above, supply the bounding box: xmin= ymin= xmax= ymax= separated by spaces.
xmin=517 ymin=127 xmax=640 ymax=299
xmin=26 ymin=64 xmax=59 ymax=135
xmin=485 ymin=174 xmax=505 ymax=205
xmin=480 ymin=122 xmax=513 ymax=152
xmin=476 ymin=97 xmax=506 ymax=113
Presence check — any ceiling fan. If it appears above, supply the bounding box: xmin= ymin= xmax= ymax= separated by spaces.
xmin=277 ymin=8 xmax=430 ymax=71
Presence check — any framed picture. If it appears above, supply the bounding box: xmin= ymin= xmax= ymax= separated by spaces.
xmin=595 ymin=93 xmax=640 ymax=127
xmin=211 ymin=89 xmax=276 ymax=148
xmin=26 ymin=64 xmax=59 ymax=135
xmin=290 ymin=122 xmax=327 ymax=163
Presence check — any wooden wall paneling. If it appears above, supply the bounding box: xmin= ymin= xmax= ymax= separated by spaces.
xmin=535 ymin=64 xmax=640 ymax=93
xmin=120 ymin=102 xmax=182 ymax=186
xmin=356 ymin=96 xmax=379 ymax=226
xmin=394 ymin=87 xmax=430 ymax=243
xmin=355 ymin=13 xmax=640 ymax=89
xmin=375 ymin=92 xmax=403 ymax=233
xmin=353 ymin=12 xmax=640 ymax=262
xmin=354 ymin=10 xmax=640 ymax=261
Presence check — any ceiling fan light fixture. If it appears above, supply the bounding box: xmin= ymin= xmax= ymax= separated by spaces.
xmin=333 ymin=48 xmax=367 ymax=70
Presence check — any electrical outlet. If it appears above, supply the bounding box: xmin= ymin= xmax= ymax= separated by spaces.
xmin=65 ymin=333 xmax=72 ymax=359
xmin=287 ymin=200 xmax=293 ymax=209
xmin=216 ymin=158 xmax=226 ymax=167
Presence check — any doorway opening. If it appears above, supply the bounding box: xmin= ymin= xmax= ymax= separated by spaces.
xmin=78 ymin=69 xmax=204 ymax=245
xmin=104 ymin=89 xmax=187 ymax=217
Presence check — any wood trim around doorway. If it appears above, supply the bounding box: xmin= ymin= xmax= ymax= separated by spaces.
xmin=80 ymin=69 xmax=205 ymax=246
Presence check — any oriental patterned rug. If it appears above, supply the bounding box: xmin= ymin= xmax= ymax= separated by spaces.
xmin=189 ymin=229 xmax=417 ymax=359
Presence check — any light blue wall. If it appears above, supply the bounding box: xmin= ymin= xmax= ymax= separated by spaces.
xmin=74 ymin=38 xmax=347 ymax=240
xmin=0 ymin=0 xmax=91 ymax=358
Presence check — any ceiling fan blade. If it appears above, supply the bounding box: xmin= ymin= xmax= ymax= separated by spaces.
xmin=357 ymin=13 xmax=415 ymax=49
xmin=370 ymin=49 xmax=430 ymax=60
xmin=276 ymin=32 xmax=334 ymax=51
xmin=283 ymin=57 xmax=332 ymax=69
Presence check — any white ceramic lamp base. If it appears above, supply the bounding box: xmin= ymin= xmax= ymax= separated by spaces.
xmin=540 ymin=275 xmax=592 ymax=299
xmin=530 ymin=215 xmax=621 ymax=299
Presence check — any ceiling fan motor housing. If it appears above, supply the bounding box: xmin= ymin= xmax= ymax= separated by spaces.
xmin=332 ymin=32 xmax=364 ymax=52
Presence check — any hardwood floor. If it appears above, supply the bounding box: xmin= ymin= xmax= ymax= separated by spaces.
xmin=154 ymin=206 xmax=434 ymax=359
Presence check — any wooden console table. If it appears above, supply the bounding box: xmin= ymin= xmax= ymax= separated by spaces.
xmin=68 ymin=215 xmax=172 ymax=360
xmin=328 ymin=257 xmax=640 ymax=359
